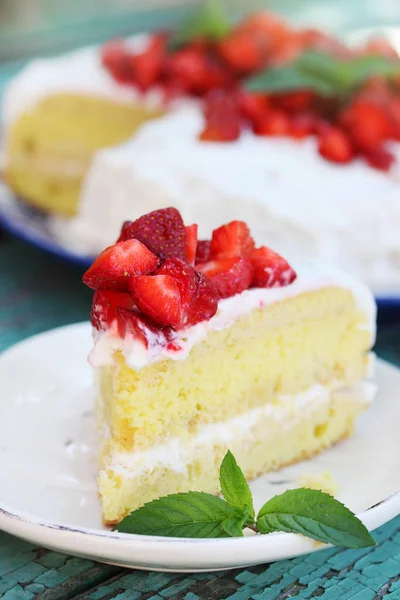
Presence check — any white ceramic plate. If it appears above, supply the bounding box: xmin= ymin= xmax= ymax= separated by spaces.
xmin=0 ymin=323 xmax=399 ymax=572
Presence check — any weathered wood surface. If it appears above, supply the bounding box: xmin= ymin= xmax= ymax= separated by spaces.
xmin=1 ymin=237 xmax=400 ymax=599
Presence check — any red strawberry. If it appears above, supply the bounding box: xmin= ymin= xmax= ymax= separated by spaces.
xmin=210 ymin=220 xmax=255 ymax=260
xmin=157 ymin=258 xmax=198 ymax=307
xmin=364 ymin=146 xmax=395 ymax=171
xmin=288 ymin=112 xmax=317 ymax=140
xmin=129 ymin=274 xmax=182 ymax=328
xmin=166 ymin=48 xmax=228 ymax=95
xmin=238 ymin=91 xmax=271 ymax=124
xmin=195 ymin=240 xmax=211 ymax=263
xmin=101 ymin=40 xmax=132 ymax=84
xmin=253 ymin=109 xmax=291 ymax=136
xmin=115 ymin=307 xmax=174 ymax=345
xmin=340 ymin=100 xmax=393 ymax=150
xmin=186 ymin=273 xmax=218 ymax=324
xmin=130 ymin=34 xmax=166 ymax=92
xmin=118 ymin=207 xmax=187 ymax=261
xmin=199 ymin=91 xmax=241 ymax=142
xmin=250 ymin=246 xmax=296 ymax=288
xmin=317 ymin=126 xmax=353 ymax=164
xmin=83 ymin=239 xmax=159 ymax=291
xmin=91 ymin=290 xmax=135 ymax=330
xmin=197 ymin=257 xmax=253 ymax=299
xmin=117 ymin=220 xmax=133 ymax=242
xmin=273 ymin=90 xmax=315 ymax=112
xmin=185 ymin=224 xmax=198 ymax=265
xmin=218 ymin=32 xmax=265 ymax=75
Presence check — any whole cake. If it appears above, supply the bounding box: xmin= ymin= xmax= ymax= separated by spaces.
xmin=3 ymin=6 xmax=400 ymax=289
xmin=82 ymin=207 xmax=376 ymax=525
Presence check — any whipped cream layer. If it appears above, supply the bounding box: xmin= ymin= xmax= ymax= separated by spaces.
xmin=89 ymin=265 xmax=376 ymax=371
xmin=57 ymin=106 xmax=400 ymax=292
xmin=103 ymin=379 xmax=376 ymax=478
xmin=2 ymin=36 xmax=165 ymax=128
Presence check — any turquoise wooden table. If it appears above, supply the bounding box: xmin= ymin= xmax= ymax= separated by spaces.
xmin=1 ymin=233 xmax=400 ymax=599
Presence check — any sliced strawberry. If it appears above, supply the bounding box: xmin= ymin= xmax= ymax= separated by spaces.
xmin=187 ymin=272 xmax=218 ymax=324
xmin=197 ymin=257 xmax=253 ymax=299
xmin=238 ymin=91 xmax=271 ymax=124
xmin=91 ymin=290 xmax=135 ymax=330
xmin=129 ymin=274 xmax=182 ymax=328
xmin=340 ymin=100 xmax=393 ymax=151
xmin=166 ymin=48 xmax=228 ymax=95
xmin=156 ymin=258 xmax=198 ymax=308
xmin=199 ymin=91 xmax=241 ymax=142
xmin=364 ymin=146 xmax=395 ymax=171
xmin=210 ymin=220 xmax=255 ymax=260
xmin=253 ymin=109 xmax=291 ymax=136
xmin=272 ymin=90 xmax=315 ymax=112
xmin=250 ymin=246 xmax=297 ymax=288
xmin=288 ymin=111 xmax=318 ymax=140
xmin=185 ymin=224 xmax=198 ymax=265
xmin=218 ymin=32 xmax=265 ymax=75
xmin=101 ymin=40 xmax=132 ymax=84
xmin=130 ymin=34 xmax=166 ymax=92
xmin=115 ymin=307 xmax=174 ymax=345
xmin=117 ymin=220 xmax=133 ymax=242
xmin=83 ymin=239 xmax=160 ymax=291
xmin=118 ymin=207 xmax=187 ymax=261
xmin=195 ymin=240 xmax=211 ymax=263
xmin=317 ymin=126 xmax=353 ymax=164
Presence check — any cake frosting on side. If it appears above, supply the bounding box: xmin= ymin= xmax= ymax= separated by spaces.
xmin=81 ymin=207 xmax=376 ymax=524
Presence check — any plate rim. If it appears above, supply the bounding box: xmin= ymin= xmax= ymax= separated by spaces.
xmin=0 ymin=322 xmax=400 ymax=571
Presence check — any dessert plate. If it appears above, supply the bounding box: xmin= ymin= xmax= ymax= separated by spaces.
xmin=0 ymin=323 xmax=400 ymax=572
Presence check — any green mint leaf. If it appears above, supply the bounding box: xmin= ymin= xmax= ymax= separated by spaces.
xmin=168 ymin=0 xmax=231 ymax=51
xmin=220 ymin=450 xmax=255 ymax=519
xmin=222 ymin=504 xmax=255 ymax=537
xmin=113 ymin=491 xmax=244 ymax=538
xmin=246 ymin=50 xmax=400 ymax=97
xmin=256 ymin=488 xmax=376 ymax=549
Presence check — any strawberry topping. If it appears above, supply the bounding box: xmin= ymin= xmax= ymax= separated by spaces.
xmin=82 ymin=239 xmax=159 ymax=291
xmin=317 ymin=126 xmax=354 ymax=164
xmin=199 ymin=91 xmax=241 ymax=142
xmin=118 ymin=207 xmax=187 ymax=261
xmin=250 ymin=246 xmax=297 ymax=287
xmin=210 ymin=220 xmax=255 ymax=260
xmin=185 ymin=224 xmax=198 ymax=265
xmin=197 ymin=257 xmax=253 ymax=299
xmin=83 ymin=209 xmax=296 ymax=335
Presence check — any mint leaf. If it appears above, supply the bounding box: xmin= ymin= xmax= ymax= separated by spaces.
xmin=113 ymin=491 xmax=244 ymax=538
xmin=220 ymin=450 xmax=255 ymax=519
xmin=168 ymin=0 xmax=231 ymax=51
xmin=246 ymin=50 xmax=400 ymax=97
xmin=257 ymin=489 xmax=376 ymax=549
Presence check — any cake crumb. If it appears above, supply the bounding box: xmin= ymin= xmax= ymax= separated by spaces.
xmin=297 ymin=470 xmax=338 ymax=496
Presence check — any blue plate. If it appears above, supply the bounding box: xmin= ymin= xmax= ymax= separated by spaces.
xmin=1 ymin=185 xmax=399 ymax=308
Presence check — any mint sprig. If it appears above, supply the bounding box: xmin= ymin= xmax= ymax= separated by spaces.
xmin=168 ymin=0 xmax=231 ymax=52
xmin=246 ymin=51 xmax=400 ymax=97
xmin=113 ymin=450 xmax=375 ymax=549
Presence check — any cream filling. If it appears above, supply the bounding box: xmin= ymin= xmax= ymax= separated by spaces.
xmin=89 ymin=265 xmax=377 ymax=371
xmin=102 ymin=377 xmax=377 ymax=478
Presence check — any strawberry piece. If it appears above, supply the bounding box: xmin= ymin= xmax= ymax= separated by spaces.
xmin=118 ymin=207 xmax=187 ymax=261
xmin=218 ymin=32 xmax=265 ymax=75
xmin=83 ymin=239 xmax=160 ymax=291
xmin=250 ymin=246 xmax=297 ymax=288
xmin=364 ymin=146 xmax=395 ymax=171
xmin=238 ymin=91 xmax=271 ymax=124
xmin=317 ymin=126 xmax=354 ymax=164
xmin=91 ymin=290 xmax=135 ymax=330
xmin=210 ymin=220 xmax=255 ymax=260
xmin=115 ymin=307 xmax=174 ymax=345
xmin=253 ymin=109 xmax=291 ymax=136
xmin=199 ymin=91 xmax=241 ymax=142
xmin=156 ymin=258 xmax=198 ymax=307
xmin=300 ymin=29 xmax=351 ymax=58
xmin=185 ymin=224 xmax=198 ymax=265
xmin=130 ymin=34 xmax=166 ymax=92
xmin=130 ymin=274 xmax=182 ymax=328
xmin=166 ymin=48 xmax=228 ymax=95
xmin=101 ymin=40 xmax=132 ymax=84
xmin=187 ymin=272 xmax=218 ymax=323
xmin=195 ymin=240 xmax=211 ymax=263
xmin=341 ymin=100 xmax=393 ymax=151
xmin=197 ymin=257 xmax=253 ymax=299
xmin=273 ymin=91 xmax=315 ymax=112
xmin=117 ymin=220 xmax=133 ymax=242
xmin=288 ymin=112 xmax=317 ymax=140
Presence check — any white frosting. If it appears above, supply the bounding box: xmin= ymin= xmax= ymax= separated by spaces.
xmin=2 ymin=36 xmax=166 ymax=127
xmin=51 ymin=105 xmax=400 ymax=293
xmin=104 ymin=378 xmax=376 ymax=477
xmin=89 ymin=265 xmax=376 ymax=371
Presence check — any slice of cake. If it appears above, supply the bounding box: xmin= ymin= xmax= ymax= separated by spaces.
xmin=82 ymin=207 xmax=376 ymax=525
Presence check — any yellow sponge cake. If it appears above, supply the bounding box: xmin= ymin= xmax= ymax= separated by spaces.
xmin=82 ymin=207 xmax=376 ymax=524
